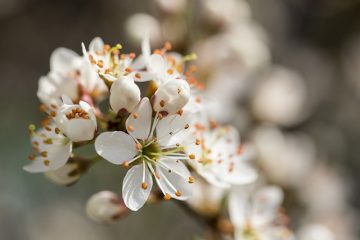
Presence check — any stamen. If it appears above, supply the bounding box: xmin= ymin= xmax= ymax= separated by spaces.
xmin=175 ymin=190 xmax=182 ymax=197
xmin=160 ymin=100 xmax=165 ymax=108
xmin=164 ymin=193 xmax=171 ymax=200
xmin=43 ymin=138 xmax=53 ymax=144
xmin=188 ymin=176 xmax=195 ymax=183
xmin=122 ymin=161 xmax=129 ymax=168
xmin=40 ymin=151 xmax=48 ymax=157
xmin=54 ymin=128 xmax=60 ymax=134
xmin=141 ymin=182 xmax=148 ymax=190
xmin=127 ymin=125 xmax=134 ymax=132
xmin=189 ymin=154 xmax=195 ymax=160
xmin=43 ymin=159 xmax=50 ymax=166
xmin=133 ymin=112 xmax=139 ymax=119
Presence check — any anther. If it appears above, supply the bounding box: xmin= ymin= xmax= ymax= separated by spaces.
xmin=141 ymin=182 xmax=148 ymax=190
xmin=122 ymin=161 xmax=129 ymax=168
xmin=167 ymin=69 xmax=174 ymax=75
xmin=39 ymin=104 xmax=47 ymax=112
xmin=135 ymin=73 xmax=141 ymax=79
xmin=43 ymin=138 xmax=53 ymax=144
xmin=135 ymin=143 xmax=142 ymax=150
xmin=129 ymin=53 xmax=136 ymax=59
xmin=189 ymin=154 xmax=195 ymax=160
xmin=54 ymin=128 xmax=60 ymax=134
xmin=164 ymin=42 xmax=172 ymax=51
xmin=125 ymin=67 xmax=132 ymax=73
xmin=28 ymin=154 xmax=36 ymax=161
xmin=175 ymin=190 xmax=182 ymax=197
xmin=40 ymin=151 xmax=48 ymax=158
xmin=195 ymin=139 xmax=201 ymax=145
xmin=127 ymin=125 xmax=134 ymax=132
xmin=188 ymin=176 xmax=195 ymax=184
xmin=50 ymin=111 xmax=56 ymax=117
xmin=164 ymin=193 xmax=171 ymax=201
xmin=43 ymin=160 xmax=50 ymax=166
xmin=184 ymin=124 xmax=189 ymax=129
xmin=177 ymin=109 xmax=183 ymax=116
xmin=133 ymin=112 xmax=139 ymax=119
xmin=160 ymin=100 xmax=165 ymax=108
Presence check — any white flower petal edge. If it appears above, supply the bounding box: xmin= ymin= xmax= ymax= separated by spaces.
xmin=125 ymin=97 xmax=152 ymax=140
xmin=23 ymin=127 xmax=72 ymax=173
xmin=95 ymin=131 xmax=138 ymax=165
xmin=50 ymin=47 xmax=79 ymax=73
xmin=110 ymin=76 xmax=141 ymax=114
xmin=122 ymin=163 xmax=153 ymax=211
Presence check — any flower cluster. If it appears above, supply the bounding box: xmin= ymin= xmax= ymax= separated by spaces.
xmin=24 ymin=37 xmax=294 ymax=239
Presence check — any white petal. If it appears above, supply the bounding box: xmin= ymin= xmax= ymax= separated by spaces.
xmin=79 ymin=101 xmax=97 ymax=126
xmin=126 ymin=98 xmax=152 ymax=140
xmin=132 ymin=71 xmax=155 ymax=82
xmin=222 ymin=161 xmax=258 ymax=185
xmin=122 ymin=164 xmax=153 ymax=211
xmin=110 ymin=77 xmax=141 ymax=113
xmin=61 ymin=118 xmax=96 ymax=142
xmin=142 ymin=37 xmax=151 ymax=60
xmin=251 ymin=186 xmax=284 ymax=227
xmin=228 ymin=186 xmax=250 ymax=228
xmin=23 ymin=141 xmax=72 ymax=173
xmin=156 ymin=113 xmax=191 ymax=147
xmin=156 ymin=160 xmax=192 ymax=200
xmin=131 ymin=55 xmax=146 ymax=70
xmin=89 ymin=37 xmax=104 ymax=53
xmin=95 ymin=131 xmax=138 ymax=164
xmin=50 ymin=48 xmax=79 ymax=73
xmin=61 ymin=95 xmax=74 ymax=105
xmin=148 ymin=54 xmax=166 ymax=73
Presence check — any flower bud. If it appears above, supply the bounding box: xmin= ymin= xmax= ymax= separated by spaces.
xmin=153 ymin=79 xmax=190 ymax=115
xmin=110 ymin=76 xmax=141 ymax=115
xmin=56 ymin=96 xmax=97 ymax=142
xmin=86 ymin=191 xmax=128 ymax=223
xmin=44 ymin=162 xmax=81 ymax=186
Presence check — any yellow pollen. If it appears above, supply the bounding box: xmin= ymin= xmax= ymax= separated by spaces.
xmin=176 ymin=143 xmax=180 ymax=147
xmin=135 ymin=73 xmax=141 ymax=79
xmin=43 ymin=160 xmax=50 ymax=166
xmin=195 ymin=139 xmax=201 ymax=145
xmin=136 ymin=143 xmax=142 ymax=150
xmin=127 ymin=125 xmax=134 ymax=132
xmin=43 ymin=139 xmax=53 ymax=144
xmin=189 ymin=154 xmax=195 ymax=160
xmin=122 ymin=161 xmax=129 ymax=168
xmin=55 ymin=128 xmax=60 ymax=134
xmin=141 ymin=182 xmax=148 ymax=190
xmin=167 ymin=69 xmax=174 ymax=75
xmin=39 ymin=104 xmax=47 ymax=112
xmin=188 ymin=176 xmax=195 ymax=184
xmin=50 ymin=111 xmax=56 ymax=117
xmin=40 ymin=151 xmax=48 ymax=157
xmin=175 ymin=190 xmax=182 ymax=197
xmin=164 ymin=193 xmax=171 ymax=200
xmin=97 ymin=60 xmax=104 ymax=68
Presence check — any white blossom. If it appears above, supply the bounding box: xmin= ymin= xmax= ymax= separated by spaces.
xmin=95 ymin=98 xmax=198 ymax=211
xmin=55 ymin=96 xmax=97 ymax=142
xmin=44 ymin=162 xmax=81 ymax=186
xmin=23 ymin=124 xmax=72 ymax=173
xmin=229 ymin=186 xmax=294 ymax=240
xmin=187 ymin=125 xmax=257 ymax=188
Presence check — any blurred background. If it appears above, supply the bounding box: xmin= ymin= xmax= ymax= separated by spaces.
xmin=1 ymin=0 xmax=360 ymax=239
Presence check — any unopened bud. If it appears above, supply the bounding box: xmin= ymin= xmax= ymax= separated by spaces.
xmin=55 ymin=96 xmax=97 ymax=142
xmin=110 ymin=76 xmax=141 ymax=115
xmin=153 ymin=79 xmax=190 ymax=115
xmin=86 ymin=191 xmax=128 ymax=223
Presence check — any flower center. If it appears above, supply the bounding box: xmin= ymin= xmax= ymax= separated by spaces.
xmin=66 ymin=108 xmax=90 ymax=120
xmin=141 ymin=141 xmax=161 ymax=161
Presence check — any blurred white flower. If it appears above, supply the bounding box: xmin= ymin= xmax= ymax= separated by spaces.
xmin=186 ymin=177 xmax=225 ymax=217
xmin=109 ymin=76 xmax=141 ymax=115
xmin=297 ymin=224 xmax=335 ymax=240
xmin=95 ymin=98 xmax=197 ymax=211
xmin=23 ymin=124 xmax=72 ymax=173
xmin=201 ymin=0 xmax=251 ymax=26
xmin=251 ymin=66 xmax=308 ymax=126
xmin=194 ymin=22 xmax=270 ymax=75
xmin=229 ymin=186 xmax=294 ymax=240
xmin=187 ymin=126 xmax=257 ymax=188
xmin=55 ymin=96 xmax=97 ymax=142
xmin=252 ymin=126 xmax=316 ymax=188
xmin=125 ymin=13 xmax=162 ymax=46
xmin=86 ymin=191 xmax=128 ymax=223
xmin=155 ymin=0 xmax=187 ymax=13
